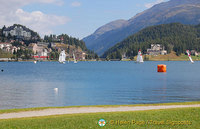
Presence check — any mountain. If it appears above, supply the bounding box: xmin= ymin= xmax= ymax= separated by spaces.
xmin=102 ymin=23 xmax=200 ymax=59
xmin=83 ymin=0 xmax=200 ymax=55
xmin=84 ymin=19 xmax=128 ymax=48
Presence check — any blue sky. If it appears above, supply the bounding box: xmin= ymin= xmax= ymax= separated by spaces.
xmin=0 ymin=0 xmax=168 ymax=39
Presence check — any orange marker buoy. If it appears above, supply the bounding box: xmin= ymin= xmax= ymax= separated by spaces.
xmin=157 ymin=64 xmax=167 ymax=72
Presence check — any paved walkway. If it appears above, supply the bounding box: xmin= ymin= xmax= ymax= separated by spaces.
xmin=0 ymin=104 xmax=200 ymax=119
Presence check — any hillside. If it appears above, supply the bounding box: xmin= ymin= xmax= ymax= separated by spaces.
xmin=0 ymin=25 xmax=98 ymax=60
xmin=83 ymin=0 xmax=200 ymax=55
xmin=0 ymin=24 xmax=41 ymax=45
xmin=2 ymin=24 xmax=40 ymax=39
xmin=44 ymin=34 xmax=97 ymax=59
xmin=102 ymin=23 xmax=200 ymax=59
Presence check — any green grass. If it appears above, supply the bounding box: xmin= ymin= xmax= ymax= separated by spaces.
xmin=0 ymin=107 xmax=199 ymax=129
xmin=146 ymin=52 xmax=200 ymax=61
xmin=0 ymin=101 xmax=200 ymax=114
xmin=0 ymin=49 xmax=13 ymax=58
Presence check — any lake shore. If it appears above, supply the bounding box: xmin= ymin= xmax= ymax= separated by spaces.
xmin=1 ymin=53 xmax=199 ymax=62
xmin=0 ymin=59 xmax=199 ymax=62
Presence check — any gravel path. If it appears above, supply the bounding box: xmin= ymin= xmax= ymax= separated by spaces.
xmin=0 ymin=104 xmax=200 ymax=119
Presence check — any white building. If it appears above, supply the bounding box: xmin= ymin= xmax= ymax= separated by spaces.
xmin=40 ymin=49 xmax=48 ymax=57
xmin=10 ymin=46 xmax=20 ymax=54
xmin=3 ymin=25 xmax=31 ymax=39
xmin=0 ymin=43 xmax=12 ymax=49
xmin=147 ymin=44 xmax=167 ymax=55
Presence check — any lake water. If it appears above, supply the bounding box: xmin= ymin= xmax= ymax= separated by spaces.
xmin=0 ymin=61 xmax=200 ymax=109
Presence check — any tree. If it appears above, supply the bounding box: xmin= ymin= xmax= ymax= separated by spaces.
xmin=116 ymin=50 xmax=122 ymax=60
xmin=102 ymin=23 xmax=200 ymax=58
xmin=23 ymin=49 xmax=33 ymax=59
xmin=50 ymin=52 xmax=56 ymax=60
xmin=1 ymin=25 xmax=6 ymax=37
xmin=95 ymin=54 xmax=99 ymax=59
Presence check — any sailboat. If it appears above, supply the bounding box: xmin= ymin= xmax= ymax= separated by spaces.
xmin=136 ymin=49 xmax=144 ymax=63
xmin=59 ymin=50 xmax=66 ymax=64
xmin=186 ymin=50 xmax=194 ymax=63
xmin=73 ymin=53 xmax=77 ymax=63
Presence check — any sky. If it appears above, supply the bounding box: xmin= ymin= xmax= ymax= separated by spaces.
xmin=0 ymin=0 xmax=168 ymax=39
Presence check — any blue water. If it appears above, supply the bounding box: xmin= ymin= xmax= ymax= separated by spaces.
xmin=0 ymin=61 xmax=200 ymax=109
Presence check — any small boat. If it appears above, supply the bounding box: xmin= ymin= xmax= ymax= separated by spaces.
xmin=135 ymin=49 xmax=144 ymax=63
xmin=59 ymin=50 xmax=66 ymax=64
xmin=34 ymin=61 xmax=37 ymax=64
xmin=54 ymin=88 xmax=58 ymax=92
xmin=186 ymin=50 xmax=194 ymax=64
xmin=73 ymin=53 xmax=77 ymax=63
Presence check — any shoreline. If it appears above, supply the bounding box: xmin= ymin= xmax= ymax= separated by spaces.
xmin=0 ymin=59 xmax=199 ymax=62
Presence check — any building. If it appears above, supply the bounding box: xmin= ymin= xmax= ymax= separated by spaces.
xmin=28 ymin=43 xmax=38 ymax=54
xmin=39 ymin=49 xmax=49 ymax=59
xmin=190 ymin=50 xmax=198 ymax=56
xmin=160 ymin=50 xmax=167 ymax=55
xmin=3 ymin=46 xmax=10 ymax=52
xmin=50 ymin=43 xmax=56 ymax=48
xmin=10 ymin=46 xmax=20 ymax=54
xmin=37 ymin=42 xmax=49 ymax=48
xmin=28 ymin=43 xmax=49 ymax=60
xmin=121 ymin=53 xmax=127 ymax=60
xmin=147 ymin=44 xmax=167 ymax=55
xmin=0 ymin=43 xmax=13 ymax=53
xmin=0 ymin=43 xmax=12 ymax=49
xmin=72 ymin=52 xmax=85 ymax=60
xmin=3 ymin=25 xmax=31 ymax=39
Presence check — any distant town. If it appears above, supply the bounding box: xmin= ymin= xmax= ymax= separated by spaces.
xmin=0 ymin=24 xmax=97 ymax=61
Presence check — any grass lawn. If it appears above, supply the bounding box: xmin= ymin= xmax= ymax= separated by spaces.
xmin=142 ymin=51 xmax=200 ymax=61
xmin=0 ymin=107 xmax=199 ymax=129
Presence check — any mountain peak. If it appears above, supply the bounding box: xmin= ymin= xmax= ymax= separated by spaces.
xmin=83 ymin=0 xmax=200 ymax=55
xmin=93 ymin=19 xmax=128 ymax=36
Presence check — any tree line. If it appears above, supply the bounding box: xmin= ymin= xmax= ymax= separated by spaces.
xmin=102 ymin=23 xmax=200 ymax=59
xmin=44 ymin=34 xmax=98 ymax=59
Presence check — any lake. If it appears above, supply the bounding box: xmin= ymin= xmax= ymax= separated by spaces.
xmin=0 ymin=61 xmax=200 ymax=109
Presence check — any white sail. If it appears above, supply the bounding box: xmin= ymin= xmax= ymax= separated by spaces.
xmin=186 ymin=50 xmax=194 ymax=63
xmin=59 ymin=50 xmax=66 ymax=63
xmin=136 ymin=50 xmax=144 ymax=63
xmin=73 ymin=53 xmax=77 ymax=63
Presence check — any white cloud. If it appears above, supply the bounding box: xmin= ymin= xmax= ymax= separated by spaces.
xmin=145 ymin=0 xmax=165 ymax=8
xmin=71 ymin=1 xmax=81 ymax=7
xmin=0 ymin=0 xmax=68 ymax=36
xmin=39 ymin=0 xmax=64 ymax=6
xmin=15 ymin=9 xmax=70 ymax=35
